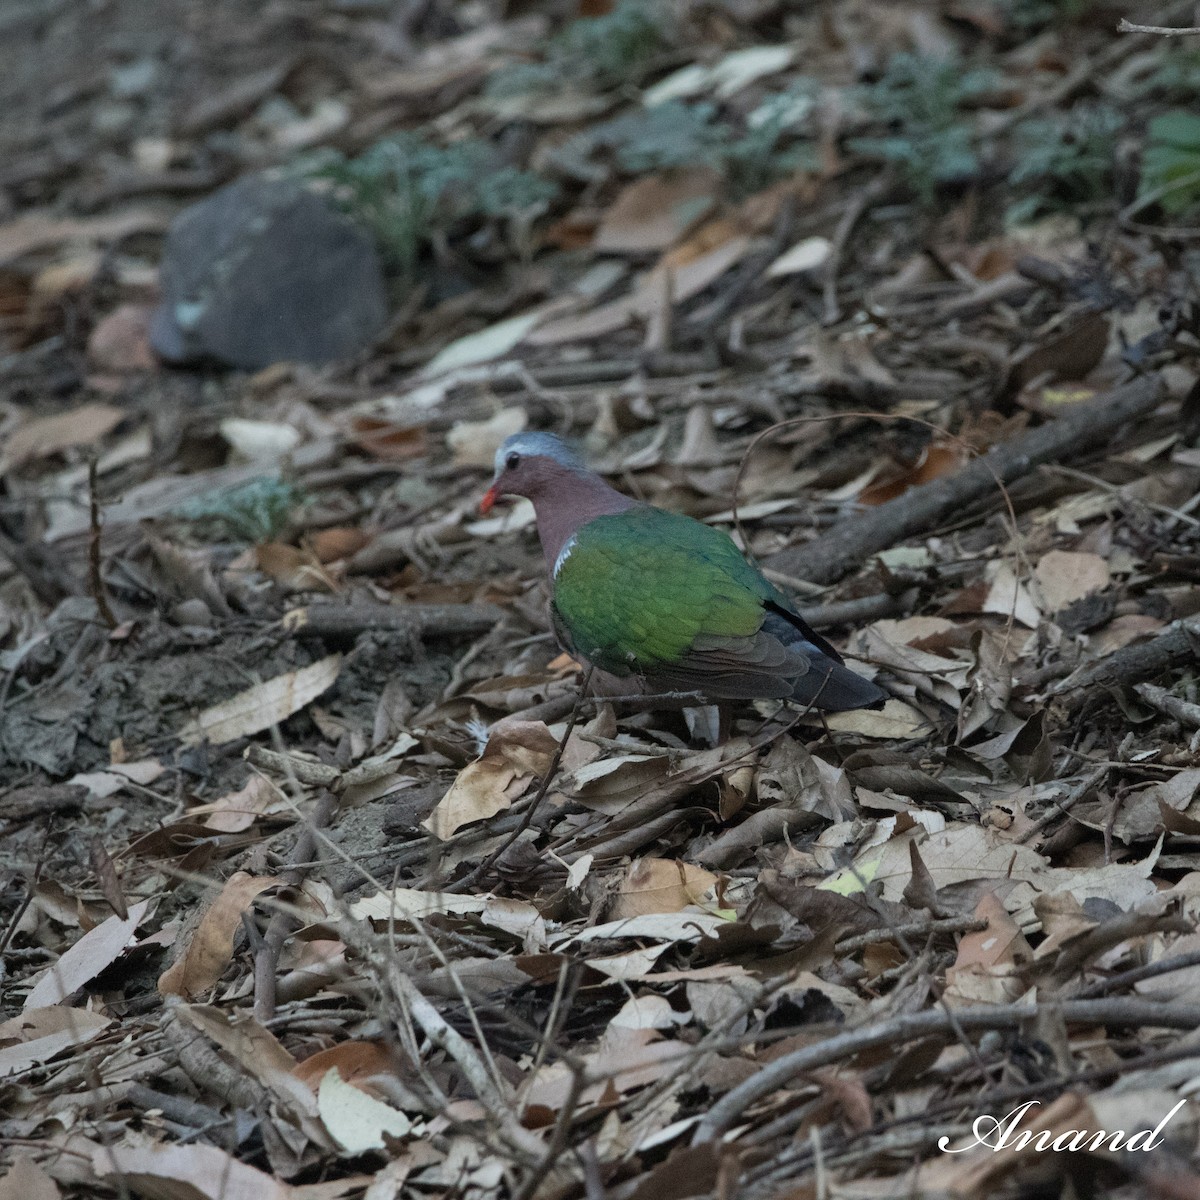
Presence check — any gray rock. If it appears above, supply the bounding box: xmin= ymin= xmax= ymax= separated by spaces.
xmin=151 ymin=174 xmax=388 ymax=370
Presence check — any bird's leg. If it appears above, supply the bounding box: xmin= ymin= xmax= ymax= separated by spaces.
xmin=818 ymin=711 xmax=846 ymax=765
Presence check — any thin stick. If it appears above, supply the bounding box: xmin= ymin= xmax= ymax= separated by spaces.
xmin=87 ymin=456 xmax=117 ymax=629
xmin=1118 ymin=18 xmax=1200 ymax=34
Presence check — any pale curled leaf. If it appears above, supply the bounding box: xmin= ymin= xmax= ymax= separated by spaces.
xmin=319 ymin=1067 xmax=412 ymax=1154
xmin=178 ymin=654 xmax=342 ymax=746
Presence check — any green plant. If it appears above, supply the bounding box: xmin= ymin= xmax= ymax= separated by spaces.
xmin=721 ymin=110 xmax=815 ymax=195
xmin=608 ymin=102 xmax=727 ymax=174
xmin=1138 ymin=49 xmax=1200 ymax=100
xmin=174 ymin=477 xmax=303 ymax=543
xmin=314 ymin=134 xmax=556 ymax=273
xmin=571 ymin=101 xmax=814 ymax=195
xmin=1006 ymin=103 xmax=1123 ymax=224
xmin=849 ymin=54 xmax=997 ymax=203
xmin=1141 ymin=111 xmax=1200 ymax=214
xmin=487 ymin=0 xmax=667 ymax=97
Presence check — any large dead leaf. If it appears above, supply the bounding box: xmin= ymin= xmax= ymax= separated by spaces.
xmin=1 ymin=404 xmax=125 ymax=473
xmin=0 ymin=1157 xmax=60 ymax=1200
xmin=158 ymin=874 xmax=277 ymax=998
xmin=24 ymin=899 xmax=151 ymax=1009
xmin=0 ymin=1007 xmax=112 ymax=1077
xmin=178 ymin=654 xmax=342 ymax=746
xmin=192 ymin=775 xmax=289 ymax=833
xmin=944 ymin=892 xmax=1032 ymax=1006
xmin=0 ymin=207 xmax=168 ymax=266
xmin=594 ymin=169 xmax=719 ymax=254
xmin=1033 ymin=549 xmax=1110 ymax=613
xmin=318 ymin=1067 xmax=413 ymax=1154
xmin=529 ymin=235 xmax=750 ymax=345
xmin=423 ymin=720 xmax=559 ymax=839
xmin=91 ymin=1139 xmax=294 ymax=1200
xmin=610 ymin=859 xmax=719 ymax=920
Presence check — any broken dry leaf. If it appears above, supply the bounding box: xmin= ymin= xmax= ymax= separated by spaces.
xmin=422 ymin=720 xmax=558 ymax=839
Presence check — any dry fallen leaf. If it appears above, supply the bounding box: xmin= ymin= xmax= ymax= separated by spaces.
xmin=1033 ymin=549 xmax=1110 ymax=613
xmin=23 ymin=899 xmax=151 ymax=1010
xmin=158 ymin=874 xmax=277 ymax=999
xmin=178 ymin=654 xmax=342 ymax=746
xmin=610 ymin=858 xmax=719 ymax=920
xmin=1 ymin=404 xmax=126 ymax=473
xmin=423 ymin=720 xmax=559 ymax=839
xmin=91 ymin=1139 xmax=293 ymax=1200
xmin=0 ymin=1156 xmax=61 ymax=1200
xmin=594 ymin=169 xmax=719 ymax=254
xmin=0 ymin=1007 xmax=112 ymax=1077
xmin=319 ymin=1067 xmax=413 ymax=1154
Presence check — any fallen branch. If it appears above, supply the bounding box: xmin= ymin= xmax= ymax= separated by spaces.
xmin=282 ymin=601 xmax=504 ymax=641
xmin=1134 ymin=681 xmax=1200 ymax=730
xmin=766 ymin=376 xmax=1163 ymax=586
xmin=1055 ymin=615 xmax=1200 ymax=705
xmin=692 ymin=997 xmax=1200 ymax=1145
xmin=253 ymin=788 xmax=340 ymax=1021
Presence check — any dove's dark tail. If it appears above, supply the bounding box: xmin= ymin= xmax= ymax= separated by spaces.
xmin=763 ymin=603 xmax=888 ymax=712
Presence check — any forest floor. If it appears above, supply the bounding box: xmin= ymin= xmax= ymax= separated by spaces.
xmin=3 ymin=1 xmax=1200 ymax=1198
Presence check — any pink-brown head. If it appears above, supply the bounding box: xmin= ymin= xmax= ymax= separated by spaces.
xmin=479 ymin=431 xmax=587 ymax=514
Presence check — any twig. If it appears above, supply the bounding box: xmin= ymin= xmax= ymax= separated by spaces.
xmin=446 ymin=665 xmax=594 ymax=893
xmin=281 ymin=601 xmax=504 ymax=641
xmin=86 ymin=457 xmax=117 ymax=629
xmin=1018 ymin=765 xmax=1109 ymax=843
xmin=337 ymin=915 xmax=546 ymax=1164
xmin=691 ymin=998 xmax=1200 ymax=1145
xmin=798 ymin=589 xmax=918 ymax=631
xmin=833 ymin=914 xmax=986 ymax=956
xmin=1082 ymin=947 xmax=1200 ymax=998
xmin=765 ymin=376 xmax=1163 ymax=585
xmin=823 ymin=175 xmax=891 ymax=325
xmin=1118 ymin=18 xmax=1200 ymax=34
xmin=253 ymin=788 xmax=340 ymax=1022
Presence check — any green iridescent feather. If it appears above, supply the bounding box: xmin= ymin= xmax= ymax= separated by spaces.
xmin=552 ymin=505 xmax=787 ymax=675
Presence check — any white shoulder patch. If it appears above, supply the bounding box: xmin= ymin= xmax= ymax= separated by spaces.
xmin=553 ymin=534 xmax=577 ymax=579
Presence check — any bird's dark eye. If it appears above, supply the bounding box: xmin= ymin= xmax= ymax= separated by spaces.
xmin=505 ymin=451 xmax=521 ymax=470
